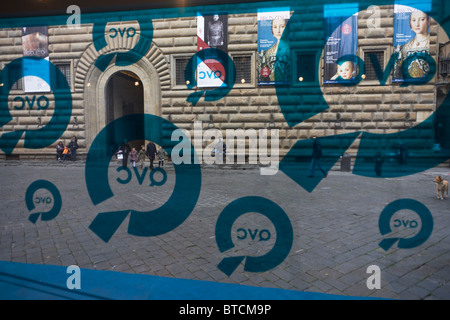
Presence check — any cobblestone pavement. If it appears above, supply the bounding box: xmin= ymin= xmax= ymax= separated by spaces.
xmin=0 ymin=159 xmax=449 ymax=300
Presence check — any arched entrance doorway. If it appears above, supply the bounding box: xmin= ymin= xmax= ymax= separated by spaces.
xmin=82 ymin=48 xmax=166 ymax=151
xmin=105 ymin=70 xmax=145 ymax=151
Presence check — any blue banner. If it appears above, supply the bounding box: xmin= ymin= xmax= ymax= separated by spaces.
xmin=323 ymin=3 xmax=359 ymax=84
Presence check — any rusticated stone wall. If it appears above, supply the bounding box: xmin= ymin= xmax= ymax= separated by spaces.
xmin=0 ymin=5 xmax=448 ymax=164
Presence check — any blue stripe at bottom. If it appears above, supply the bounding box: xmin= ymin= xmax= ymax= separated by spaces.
xmin=0 ymin=261 xmax=379 ymax=300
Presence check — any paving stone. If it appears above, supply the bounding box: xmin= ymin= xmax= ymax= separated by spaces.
xmin=323 ymin=277 xmax=351 ymax=292
xmin=1 ymin=162 xmax=450 ymax=299
xmin=430 ymin=285 xmax=450 ymax=299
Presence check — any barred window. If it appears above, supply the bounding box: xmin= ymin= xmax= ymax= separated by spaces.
xmin=54 ymin=63 xmax=71 ymax=90
xmin=233 ymin=55 xmax=252 ymax=84
xmin=9 ymin=64 xmax=23 ymax=91
xmin=175 ymin=57 xmax=190 ymax=86
xmin=297 ymin=53 xmax=316 ymax=83
xmin=363 ymin=51 xmax=384 ymax=81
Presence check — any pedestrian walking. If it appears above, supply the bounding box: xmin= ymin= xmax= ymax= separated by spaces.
xmin=120 ymin=140 xmax=131 ymax=167
xmin=397 ymin=142 xmax=408 ymax=165
xmin=214 ymin=138 xmax=224 ymax=163
xmin=374 ymin=152 xmax=384 ymax=177
xmin=308 ymin=136 xmax=327 ymax=178
xmin=157 ymin=146 xmax=166 ymax=168
xmin=146 ymin=141 xmax=157 ymax=169
xmin=130 ymin=147 xmax=138 ymax=168
xmin=137 ymin=145 xmax=146 ymax=169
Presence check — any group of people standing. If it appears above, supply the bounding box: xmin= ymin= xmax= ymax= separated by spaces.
xmin=56 ymin=136 xmax=79 ymax=162
xmin=119 ymin=140 xmax=167 ymax=169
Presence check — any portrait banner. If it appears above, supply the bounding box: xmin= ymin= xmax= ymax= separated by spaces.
xmin=393 ymin=4 xmax=432 ymax=83
xmin=21 ymin=26 xmax=51 ymax=92
xmin=257 ymin=9 xmax=290 ymax=86
xmin=323 ymin=4 xmax=359 ymax=84
xmin=197 ymin=13 xmax=228 ymax=88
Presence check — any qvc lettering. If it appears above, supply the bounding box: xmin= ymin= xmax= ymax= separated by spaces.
xmin=13 ymin=96 xmax=49 ymax=110
xmin=198 ymin=70 xmax=222 ymax=80
xmin=236 ymin=228 xmax=271 ymax=241
xmin=35 ymin=196 xmax=52 ymax=204
xmin=109 ymin=27 xmax=136 ymax=38
xmin=393 ymin=219 xmax=419 ymax=229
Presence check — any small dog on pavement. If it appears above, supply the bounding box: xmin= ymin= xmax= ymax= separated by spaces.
xmin=433 ymin=176 xmax=449 ymax=200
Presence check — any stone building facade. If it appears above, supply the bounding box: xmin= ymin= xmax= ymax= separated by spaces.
xmin=0 ymin=2 xmax=449 ymax=166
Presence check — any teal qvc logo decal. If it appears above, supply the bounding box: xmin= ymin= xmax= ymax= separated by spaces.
xmin=86 ymin=114 xmax=201 ymax=242
xmin=185 ymin=48 xmax=236 ymax=106
xmin=215 ymin=196 xmax=293 ymax=276
xmin=0 ymin=57 xmax=72 ymax=154
xmin=276 ymin=4 xmax=450 ymax=193
xmin=25 ymin=180 xmax=62 ymax=224
xmin=92 ymin=15 xmax=153 ymax=71
xmin=378 ymin=199 xmax=433 ymax=251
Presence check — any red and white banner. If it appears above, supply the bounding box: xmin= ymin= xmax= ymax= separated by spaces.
xmin=197 ymin=13 xmax=228 ymax=88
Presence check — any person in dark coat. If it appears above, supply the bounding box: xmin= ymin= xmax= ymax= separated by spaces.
xmin=146 ymin=141 xmax=157 ymax=169
xmin=120 ymin=140 xmax=131 ymax=168
xmin=397 ymin=142 xmax=408 ymax=165
xmin=56 ymin=141 xmax=64 ymax=162
xmin=68 ymin=136 xmax=79 ymax=161
xmin=374 ymin=152 xmax=384 ymax=177
xmin=308 ymin=136 xmax=327 ymax=178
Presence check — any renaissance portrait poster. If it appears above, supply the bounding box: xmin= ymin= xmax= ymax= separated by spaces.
xmin=392 ymin=3 xmax=432 ymax=83
xmin=323 ymin=4 xmax=358 ymax=84
xmin=257 ymin=9 xmax=290 ymax=85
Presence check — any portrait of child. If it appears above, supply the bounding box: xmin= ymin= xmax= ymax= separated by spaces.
xmin=330 ymin=61 xmax=356 ymax=80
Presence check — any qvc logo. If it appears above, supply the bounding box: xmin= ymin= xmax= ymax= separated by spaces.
xmin=198 ymin=70 xmax=222 ymax=80
xmin=378 ymin=199 xmax=433 ymax=251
